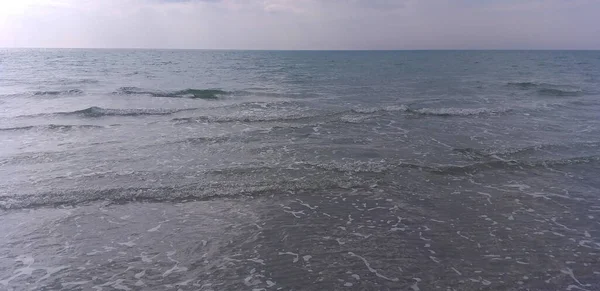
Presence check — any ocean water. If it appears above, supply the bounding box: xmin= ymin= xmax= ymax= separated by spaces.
xmin=1 ymin=49 xmax=600 ymax=290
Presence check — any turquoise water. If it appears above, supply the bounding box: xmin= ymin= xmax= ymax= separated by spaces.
xmin=1 ymin=49 xmax=600 ymax=290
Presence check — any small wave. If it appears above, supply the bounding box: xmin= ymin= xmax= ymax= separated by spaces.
xmin=0 ymin=124 xmax=104 ymax=132
xmin=409 ymin=107 xmax=510 ymax=116
xmin=54 ymin=78 xmax=99 ymax=85
xmin=340 ymin=115 xmax=372 ymax=123
xmin=351 ymin=105 xmax=409 ymax=114
xmin=537 ymin=88 xmax=583 ymax=97
xmin=429 ymin=155 xmax=600 ymax=175
xmin=454 ymin=141 xmax=600 ymax=158
xmin=0 ymin=125 xmax=35 ymax=131
xmin=172 ymin=112 xmax=318 ymax=124
xmin=60 ymin=106 xmax=194 ymax=118
xmin=173 ymin=104 xmax=500 ymax=125
xmin=177 ymin=136 xmax=232 ymax=144
xmin=300 ymin=160 xmax=398 ymax=173
xmin=507 ymin=82 xmax=583 ymax=96
xmin=507 ymin=82 xmax=541 ymax=89
xmin=351 ymin=105 xmax=508 ymax=117
xmin=33 ymin=89 xmax=84 ymax=96
xmin=0 ymin=172 xmax=369 ymax=210
xmin=304 ymin=153 xmax=600 ymax=176
xmin=115 ymin=87 xmax=229 ymax=99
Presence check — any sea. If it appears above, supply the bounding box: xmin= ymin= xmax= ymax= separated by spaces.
xmin=1 ymin=49 xmax=599 ymax=290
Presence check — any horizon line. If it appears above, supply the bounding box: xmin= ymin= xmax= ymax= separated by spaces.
xmin=2 ymin=47 xmax=600 ymax=51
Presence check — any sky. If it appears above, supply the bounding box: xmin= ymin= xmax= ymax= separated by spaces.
xmin=0 ymin=0 xmax=598 ymax=50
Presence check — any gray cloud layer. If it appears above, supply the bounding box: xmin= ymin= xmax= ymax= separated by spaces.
xmin=1 ymin=0 xmax=598 ymax=49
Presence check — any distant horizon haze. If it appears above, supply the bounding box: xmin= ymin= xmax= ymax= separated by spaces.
xmin=0 ymin=0 xmax=599 ymax=50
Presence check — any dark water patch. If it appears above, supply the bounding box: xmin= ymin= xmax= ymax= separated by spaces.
xmin=115 ymin=87 xmax=229 ymax=99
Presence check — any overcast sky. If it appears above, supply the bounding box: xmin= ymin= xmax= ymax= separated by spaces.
xmin=0 ymin=0 xmax=598 ymax=49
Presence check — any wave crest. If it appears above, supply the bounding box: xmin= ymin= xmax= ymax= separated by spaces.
xmin=61 ymin=106 xmax=193 ymax=117
xmin=410 ymin=107 xmax=510 ymax=116
xmin=33 ymin=89 xmax=84 ymax=96
xmin=507 ymin=82 xmax=584 ymax=97
xmin=0 ymin=124 xmax=104 ymax=132
xmin=115 ymin=87 xmax=229 ymax=99
xmin=537 ymin=88 xmax=583 ymax=97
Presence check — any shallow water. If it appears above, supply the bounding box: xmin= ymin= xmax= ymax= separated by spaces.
xmin=1 ymin=49 xmax=600 ymax=290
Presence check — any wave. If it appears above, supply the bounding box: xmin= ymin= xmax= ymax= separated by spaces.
xmin=52 ymin=78 xmax=99 ymax=85
xmin=32 ymin=89 xmax=84 ymax=96
xmin=339 ymin=115 xmax=372 ymax=123
xmin=173 ymin=104 xmax=507 ymax=125
xmin=115 ymin=87 xmax=229 ymax=99
xmin=428 ymin=155 xmax=600 ymax=175
xmin=351 ymin=105 xmax=409 ymax=114
xmin=507 ymin=82 xmax=542 ymax=89
xmin=409 ymin=107 xmax=511 ymax=116
xmin=352 ymin=105 xmax=509 ymax=117
xmin=172 ymin=112 xmax=320 ymax=124
xmin=537 ymin=88 xmax=583 ymax=97
xmin=175 ymin=136 xmax=232 ymax=145
xmin=0 ymin=171 xmax=370 ymax=210
xmin=507 ymin=82 xmax=584 ymax=97
xmin=302 ymin=153 xmax=600 ymax=176
xmin=2 ymin=153 xmax=597 ymax=209
xmin=59 ymin=106 xmax=195 ymax=117
xmin=454 ymin=141 xmax=600 ymax=158
xmin=0 ymin=124 xmax=104 ymax=132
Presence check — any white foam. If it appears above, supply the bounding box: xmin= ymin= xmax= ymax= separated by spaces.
xmin=0 ymin=255 xmax=36 ymax=286
xmin=340 ymin=115 xmax=370 ymax=123
xmin=118 ymin=241 xmax=136 ymax=247
xmin=278 ymin=252 xmax=299 ymax=263
xmin=348 ymin=252 xmax=399 ymax=282
xmin=147 ymin=224 xmax=161 ymax=232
